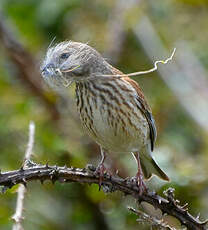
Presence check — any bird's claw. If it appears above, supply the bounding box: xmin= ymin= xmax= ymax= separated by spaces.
xmin=94 ymin=163 xmax=106 ymax=190
xmin=136 ymin=173 xmax=147 ymax=195
xmin=94 ymin=163 xmax=112 ymax=190
xmin=130 ymin=174 xmax=147 ymax=195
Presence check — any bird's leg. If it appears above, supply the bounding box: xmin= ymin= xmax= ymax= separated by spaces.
xmin=95 ymin=147 xmax=108 ymax=189
xmin=132 ymin=152 xmax=147 ymax=195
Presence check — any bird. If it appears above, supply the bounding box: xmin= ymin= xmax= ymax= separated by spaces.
xmin=41 ymin=41 xmax=169 ymax=193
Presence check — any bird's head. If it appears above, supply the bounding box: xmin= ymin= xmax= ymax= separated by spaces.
xmin=41 ymin=41 xmax=111 ymax=89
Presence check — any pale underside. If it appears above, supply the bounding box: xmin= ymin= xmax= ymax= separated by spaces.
xmin=86 ymin=105 xmax=149 ymax=153
xmin=76 ymin=79 xmax=150 ymax=154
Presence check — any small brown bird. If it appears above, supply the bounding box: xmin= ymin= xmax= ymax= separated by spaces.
xmin=41 ymin=41 xmax=169 ymax=193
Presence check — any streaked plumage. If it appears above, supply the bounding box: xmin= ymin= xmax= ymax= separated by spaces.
xmin=41 ymin=41 xmax=169 ymax=191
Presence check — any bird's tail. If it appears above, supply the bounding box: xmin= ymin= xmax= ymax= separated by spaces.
xmin=140 ymin=151 xmax=169 ymax=181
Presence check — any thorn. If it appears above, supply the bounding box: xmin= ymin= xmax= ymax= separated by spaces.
xmin=64 ymin=165 xmax=67 ymax=169
xmin=19 ymin=166 xmax=24 ymax=172
xmin=181 ymin=203 xmax=188 ymax=211
xmin=24 ymin=159 xmax=37 ymax=168
xmin=158 ymin=198 xmax=162 ymax=204
xmin=196 ymin=213 xmax=200 ymax=220
xmin=116 ymin=169 xmax=119 ymax=175
xmin=81 ymin=168 xmax=86 ymax=173
xmin=128 ymin=206 xmax=136 ymax=213
xmin=164 ymin=187 xmax=175 ymax=202
xmin=45 ymin=163 xmax=49 ymax=168
xmin=22 ymin=178 xmax=27 ymax=187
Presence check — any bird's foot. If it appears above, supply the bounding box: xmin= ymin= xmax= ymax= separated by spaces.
xmin=94 ymin=163 xmax=111 ymax=190
xmin=130 ymin=173 xmax=147 ymax=195
xmin=131 ymin=152 xmax=148 ymax=195
xmin=135 ymin=172 xmax=147 ymax=195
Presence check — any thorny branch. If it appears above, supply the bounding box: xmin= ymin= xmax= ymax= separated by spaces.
xmin=128 ymin=207 xmax=176 ymax=230
xmin=0 ymin=164 xmax=207 ymax=230
xmin=12 ymin=121 xmax=35 ymax=230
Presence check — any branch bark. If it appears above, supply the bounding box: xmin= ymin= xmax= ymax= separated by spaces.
xmin=0 ymin=163 xmax=207 ymax=230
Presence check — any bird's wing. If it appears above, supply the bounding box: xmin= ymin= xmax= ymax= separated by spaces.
xmin=123 ymin=77 xmax=157 ymax=151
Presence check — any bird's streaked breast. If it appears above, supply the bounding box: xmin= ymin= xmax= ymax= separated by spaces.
xmin=75 ymin=78 xmax=149 ymax=152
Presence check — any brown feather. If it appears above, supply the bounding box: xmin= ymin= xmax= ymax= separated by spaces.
xmin=123 ymin=77 xmax=157 ymax=151
xmin=110 ymin=66 xmax=157 ymax=151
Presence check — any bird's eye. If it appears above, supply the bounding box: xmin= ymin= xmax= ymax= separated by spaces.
xmin=60 ymin=52 xmax=70 ymax=59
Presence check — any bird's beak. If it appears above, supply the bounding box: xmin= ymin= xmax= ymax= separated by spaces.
xmin=41 ymin=63 xmax=55 ymax=77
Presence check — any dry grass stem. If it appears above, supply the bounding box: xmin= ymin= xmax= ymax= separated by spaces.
xmin=98 ymin=48 xmax=176 ymax=78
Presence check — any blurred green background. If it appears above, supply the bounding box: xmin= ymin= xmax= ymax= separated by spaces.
xmin=0 ymin=0 xmax=208 ymax=229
